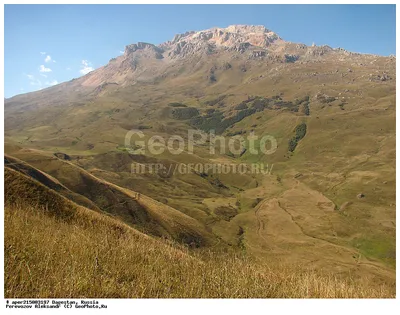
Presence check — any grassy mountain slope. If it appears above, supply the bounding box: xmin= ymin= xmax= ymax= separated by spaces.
xmin=5 ymin=155 xmax=214 ymax=246
xmin=4 ymin=167 xmax=394 ymax=298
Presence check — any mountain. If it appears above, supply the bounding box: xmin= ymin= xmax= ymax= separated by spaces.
xmin=4 ymin=25 xmax=396 ymax=297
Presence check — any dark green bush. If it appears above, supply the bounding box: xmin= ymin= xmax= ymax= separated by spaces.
xmin=168 ymin=103 xmax=188 ymax=108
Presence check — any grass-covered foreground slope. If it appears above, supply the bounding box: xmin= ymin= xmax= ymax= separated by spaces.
xmin=4 ymin=167 xmax=395 ymax=298
xmin=4 ymin=155 xmax=215 ymax=247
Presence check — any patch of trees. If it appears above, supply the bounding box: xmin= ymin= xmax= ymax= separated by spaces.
xmin=236 ymin=95 xmax=295 ymax=112
xmin=294 ymin=95 xmax=309 ymax=106
xmin=274 ymin=100 xmax=297 ymax=112
xmin=288 ymin=123 xmax=307 ymax=152
xmin=295 ymin=95 xmax=310 ymax=116
xmin=235 ymin=103 xmax=248 ymax=110
xmin=205 ymin=108 xmax=216 ymax=116
xmin=251 ymin=97 xmax=272 ymax=111
xmin=284 ymin=54 xmax=299 ymax=63
xmin=209 ymin=68 xmax=217 ymax=83
xmin=303 ymin=103 xmax=310 ymax=116
xmin=190 ymin=108 xmax=257 ymax=134
xmin=171 ymin=107 xmax=200 ymax=120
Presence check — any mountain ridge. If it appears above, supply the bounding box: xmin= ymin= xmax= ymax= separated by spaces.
xmin=6 ymin=24 xmax=393 ymax=100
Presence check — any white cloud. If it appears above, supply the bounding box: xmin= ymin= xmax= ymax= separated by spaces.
xmin=25 ymin=74 xmax=42 ymax=86
xmin=66 ymin=67 xmax=71 ymax=71
xmin=40 ymin=73 xmax=47 ymax=78
xmin=79 ymin=60 xmax=94 ymax=75
xmin=40 ymin=52 xmax=46 ymax=55
xmin=30 ymin=80 xmax=41 ymax=86
xmin=46 ymin=80 xmax=58 ymax=86
xmin=39 ymin=65 xmax=52 ymax=72
xmin=45 ymin=55 xmax=56 ymax=63
xmin=119 ymin=50 xmax=124 ymax=54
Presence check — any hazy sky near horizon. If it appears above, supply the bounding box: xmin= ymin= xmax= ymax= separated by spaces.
xmin=4 ymin=4 xmax=396 ymax=98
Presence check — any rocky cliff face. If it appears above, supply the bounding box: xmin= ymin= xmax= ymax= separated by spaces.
xmin=158 ymin=25 xmax=282 ymax=58
xmin=116 ymin=24 xmax=366 ymax=70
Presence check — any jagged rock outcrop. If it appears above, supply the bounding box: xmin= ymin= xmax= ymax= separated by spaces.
xmin=125 ymin=42 xmax=163 ymax=54
xmin=306 ymin=45 xmax=333 ymax=57
xmin=159 ymin=25 xmax=281 ymax=59
xmin=125 ymin=42 xmax=164 ymax=59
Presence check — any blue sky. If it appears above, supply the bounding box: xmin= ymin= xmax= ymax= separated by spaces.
xmin=4 ymin=4 xmax=396 ymax=98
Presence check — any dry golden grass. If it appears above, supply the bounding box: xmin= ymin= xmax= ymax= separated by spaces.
xmin=4 ymin=161 xmax=396 ymax=298
xmin=5 ymin=200 xmax=395 ymax=298
xmin=4 ymin=156 xmax=214 ymax=247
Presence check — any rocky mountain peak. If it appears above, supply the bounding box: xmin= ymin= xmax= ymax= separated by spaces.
xmin=159 ymin=24 xmax=282 ymax=58
xmin=125 ymin=42 xmax=163 ymax=54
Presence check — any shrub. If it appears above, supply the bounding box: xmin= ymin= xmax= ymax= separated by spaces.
xmin=226 ymin=130 xmax=246 ymax=137
xmin=168 ymin=103 xmax=188 ymax=108
xmin=204 ymin=95 xmax=226 ymax=106
xmin=317 ymin=94 xmax=336 ymax=104
xmin=137 ymin=125 xmax=152 ymax=130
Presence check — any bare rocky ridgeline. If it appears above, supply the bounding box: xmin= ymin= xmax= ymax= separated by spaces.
xmin=122 ymin=25 xmax=282 ymax=59
xmin=4 ymin=24 xmax=395 ymax=108
xmin=120 ymin=24 xmax=385 ymax=61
